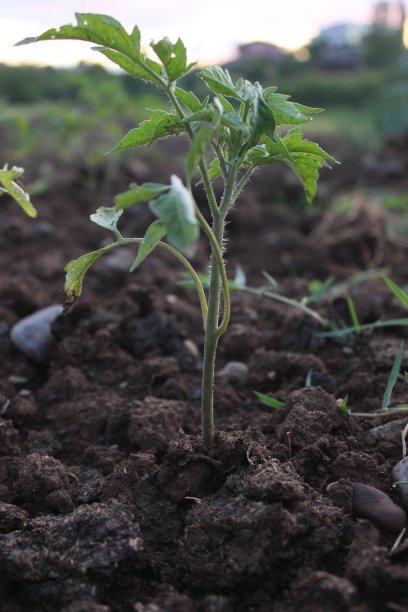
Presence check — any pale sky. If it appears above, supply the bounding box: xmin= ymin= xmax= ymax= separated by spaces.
xmin=0 ymin=0 xmax=388 ymax=67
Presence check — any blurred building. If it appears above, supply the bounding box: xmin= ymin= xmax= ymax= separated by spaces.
xmin=311 ymin=1 xmax=406 ymax=69
xmin=238 ymin=42 xmax=284 ymax=62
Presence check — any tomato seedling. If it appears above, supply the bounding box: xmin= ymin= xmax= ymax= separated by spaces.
xmin=18 ymin=13 xmax=336 ymax=447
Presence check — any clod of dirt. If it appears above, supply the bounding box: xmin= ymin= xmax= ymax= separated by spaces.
xmin=127 ymin=396 xmax=189 ymax=455
xmin=392 ymin=457 xmax=408 ymax=512
xmin=0 ymin=500 xmax=143 ymax=610
xmin=123 ymin=312 xmax=178 ymax=357
xmin=346 ymin=520 xmax=408 ymax=610
xmin=221 ymin=322 xmax=260 ymax=359
xmin=276 ymin=387 xmax=344 ymax=450
xmin=179 ymin=455 xmax=349 ymax=595
xmin=10 ymin=304 xmax=63 ymax=365
xmin=285 ymin=570 xmax=359 ymax=612
xmin=7 ymin=395 xmax=38 ymax=426
xmin=0 ymin=419 xmax=21 ymax=456
xmin=352 ymin=482 xmax=406 ymax=534
xmin=11 ymin=453 xmax=74 ymax=515
xmin=0 ymin=501 xmax=28 ymax=533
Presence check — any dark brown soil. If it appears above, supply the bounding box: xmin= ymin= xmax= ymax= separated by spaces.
xmin=1 ymin=135 xmax=408 ymax=611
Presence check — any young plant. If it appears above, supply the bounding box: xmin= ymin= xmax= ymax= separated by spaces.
xmin=18 ymin=13 xmax=336 ymax=447
xmin=0 ymin=164 xmax=37 ymax=218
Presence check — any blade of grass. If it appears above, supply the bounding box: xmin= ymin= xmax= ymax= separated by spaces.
xmin=346 ymin=296 xmax=361 ymax=334
xmin=384 ymin=277 xmax=408 ymax=310
xmin=318 ymin=318 xmax=408 ymax=338
xmin=254 ymin=391 xmax=284 ymax=409
xmin=381 ymin=340 xmax=404 ymax=411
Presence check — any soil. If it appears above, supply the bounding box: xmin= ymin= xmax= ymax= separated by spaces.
xmin=1 ymin=134 xmax=408 ymax=611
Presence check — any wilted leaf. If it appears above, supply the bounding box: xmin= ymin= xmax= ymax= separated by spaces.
xmin=90 ymin=206 xmax=123 ymax=232
xmin=149 ymin=175 xmax=198 ymax=254
xmin=65 ymin=250 xmax=104 ymax=297
xmin=130 ymin=220 xmax=166 ymax=271
xmin=0 ymin=165 xmax=37 ymax=218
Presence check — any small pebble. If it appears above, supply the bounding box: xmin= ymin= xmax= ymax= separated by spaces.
xmin=392 ymin=457 xmax=408 ymax=512
xmin=8 ymin=375 xmax=29 ymax=386
xmin=10 ymin=304 xmax=63 ymax=366
xmin=183 ymin=339 xmax=200 ymax=360
xmin=366 ymin=418 xmax=408 ymax=447
xmin=352 ymin=482 xmax=407 ymax=534
xmin=219 ymin=361 xmax=249 ymax=385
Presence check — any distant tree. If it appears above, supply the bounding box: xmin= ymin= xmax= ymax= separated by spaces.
xmin=362 ymin=0 xmax=406 ymax=67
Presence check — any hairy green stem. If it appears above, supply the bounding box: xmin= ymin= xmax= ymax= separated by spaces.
xmin=199 ymin=167 xmax=239 ymax=446
xmin=200 ymin=212 xmax=224 ymax=446
xmin=193 ymin=206 xmax=230 ymax=336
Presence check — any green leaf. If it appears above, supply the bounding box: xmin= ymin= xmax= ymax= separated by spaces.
xmin=130 ymin=220 xmax=166 ymax=271
xmin=216 ymin=94 xmax=235 ymax=114
xmin=254 ymin=391 xmax=284 ymax=409
xmin=65 ymin=250 xmax=104 ymax=298
xmin=114 ymin=182 xmax=169 ymax=209
xmin=174 ymin=88 xmax=203 ymax=112
xmin=111 ymin=110 xmax=184 ymax=151
xmin=17 ymin=13 xmax=139 ymax=59
xmin=0 ymin=165 xmax=37 ymax=218
xmin=247 ymin=86 xmax=276 ymax=148
xmin=149 ymin=175 xmax=198 ymax=254
xmin=382 ymin=340 xmax=404 ymax=410
xmin=340 ymin=396 xmax=349 ymax=416
xmin=198 ymin=66 xmax=243 ymax=100
xmin=258 ymin=129 xmax=337 ymax=203
xmin=238 ymin=83 xmax=276 ymax=154
xmin=263 ymin=88 xmax=323 ymax=126
xmin=384 ymin=277 xmax=408 ymax=310
xmin=151 ymin=37 xmax=192 ymax=82
xmin=93 ymin=47 xmax=162 ymax=83
xmin=207 ymin=158 xmax=222 ymax=180
xmin=90 ymin=206 xmax=123 ymax=233
xmin=221 ymin=112 xmax=249 ymax=136
xmin=186 ymin=122 xmax=217 ymax=183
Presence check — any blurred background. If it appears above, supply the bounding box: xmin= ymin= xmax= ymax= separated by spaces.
xmin=1 ymin=0 xmax=407 ymax=202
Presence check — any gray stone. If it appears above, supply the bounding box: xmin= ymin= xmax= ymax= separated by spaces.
xmin=219 ymin=361 xmax=249 ymax=385
xmin=366 ymin=418 xmax=408 ymax=447
xmin=392 ymin=457 xmax=408 ymax=512
xmin=352 ymin=482 xmax=406 ymax=534
xmin=10 ymin=305 xmax=63 ymax=366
